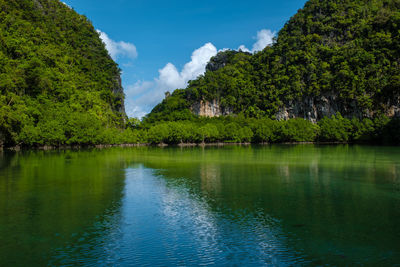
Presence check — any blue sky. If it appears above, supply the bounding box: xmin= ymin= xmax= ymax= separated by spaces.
xmin=62 ymin=0 xmax=308 ymax=118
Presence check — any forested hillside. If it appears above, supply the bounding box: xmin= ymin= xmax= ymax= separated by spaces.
xmin=147 ymin=0 xmax=400 ymax=122
xmin=0 ymin=0 xmax=126 ymax=147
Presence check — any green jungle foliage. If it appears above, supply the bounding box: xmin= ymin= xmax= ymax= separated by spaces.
xmin=0 ymin=0 xmax=125 ymax=147
xmin=86 ymin=114 xmax=400 ymax=145
xmin=147 ymin=0 xmax=400 ymax=121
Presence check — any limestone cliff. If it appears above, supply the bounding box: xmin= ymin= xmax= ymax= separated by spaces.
xmin=275 ymin=94 xmax=400 ymax=123
xmin=191 ymin=100 xmax=232 ymax=117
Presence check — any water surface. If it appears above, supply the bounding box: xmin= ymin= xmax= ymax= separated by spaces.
xmin=0 ymin=145 xmax=399 ymax=266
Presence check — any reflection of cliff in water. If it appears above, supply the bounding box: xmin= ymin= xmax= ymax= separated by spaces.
xmin=199 ymin=163 xmax=221 ymax=195
xmin=0 ymin=149 xmax=129 ymax=266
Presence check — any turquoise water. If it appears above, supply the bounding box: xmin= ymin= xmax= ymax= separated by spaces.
xmin=0 ymin=145 xmax=400 ymax=266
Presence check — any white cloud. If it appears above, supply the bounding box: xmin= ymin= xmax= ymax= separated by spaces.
xmin=238 ymin=29 xmax=275 ymax=53
xmin=97 ymin=30 xmax=138 ymax=60
xmin=252 ymin=29 xmax=275 ymax=52
xmin=158 ymin=63 xmax=184 ymax=89
xmin=181 ymin=43 xmax=218 ymax=82
xmin=125 ymin=81 xmax=157 ymax=119
xmin=157 ymin=43 xmax=217 ymax=90
xmin=125 ymin=43 xmax=218 ymax=118
xmin=237 ymin=45 xmax=251 ymax=53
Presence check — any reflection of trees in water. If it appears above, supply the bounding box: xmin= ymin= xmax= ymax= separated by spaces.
xmin=0 ymin=149 xmax=129 ymax=266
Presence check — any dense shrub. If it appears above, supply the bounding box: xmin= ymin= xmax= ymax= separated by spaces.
xmin=318 ymin=114 xmax=352 ymax=142
xmin=282 ymin=118 xmax=319 ymax=142
xmin=135 ymin=115 xmax=398 ymax=145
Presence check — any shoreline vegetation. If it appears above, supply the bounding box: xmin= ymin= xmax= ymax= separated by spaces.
xmin=2 ymin=142 xmax=351 ymax=152
xmin=2 ymin=113 xmax=399 ymax=150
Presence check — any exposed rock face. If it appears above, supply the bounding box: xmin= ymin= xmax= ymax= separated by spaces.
xmin=112 ymin=75 xmax=126 ymax=116
xmin=192 ymin=94 xmax=400 ymax=122
xmin=386 ymin=96 xmax=400 ymax=118
xmin=275 ymin=93 xmax=400 ymax=123
xmin=275 ymin=93 xmax=364 ymax=123
xmin=191 ymin=100 xmax=232 ymax=117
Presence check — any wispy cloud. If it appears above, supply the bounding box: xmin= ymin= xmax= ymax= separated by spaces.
xmin=97 ymin=30 xmax=138 ymax=60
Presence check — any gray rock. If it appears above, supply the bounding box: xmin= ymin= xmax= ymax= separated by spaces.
xmin=274 ymin=93 xmax=381 ymax=122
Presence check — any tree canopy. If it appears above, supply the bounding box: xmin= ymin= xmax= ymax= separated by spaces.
xmin=0 ymin=0 xmax=126 ymax=147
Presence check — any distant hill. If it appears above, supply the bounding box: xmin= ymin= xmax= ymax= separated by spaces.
xmin=0 ymin=0 xmax=126 ymax=147
xmin=146 ymin=0 xmax=400 ymax=123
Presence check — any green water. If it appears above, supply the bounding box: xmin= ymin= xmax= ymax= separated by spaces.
xmin=0 ymin=145 xmax=400 ymax=266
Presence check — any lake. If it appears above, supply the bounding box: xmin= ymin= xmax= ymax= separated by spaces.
xmin=0 ymin=145 xmax=400 ymax=266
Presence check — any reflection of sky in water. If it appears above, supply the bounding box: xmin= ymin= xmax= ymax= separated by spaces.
xmin=122 ymin=165 xmax=308 ymax=266
xmin=52 ymin=165 xmax=305 ymax=266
